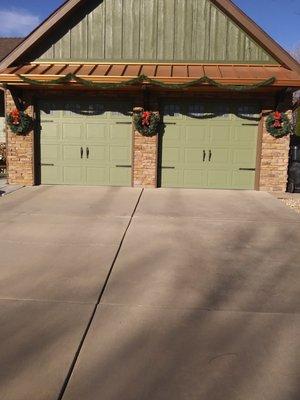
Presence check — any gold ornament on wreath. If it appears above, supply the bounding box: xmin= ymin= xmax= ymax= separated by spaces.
xmin=133 ymin=110 xmax=160 ymax=136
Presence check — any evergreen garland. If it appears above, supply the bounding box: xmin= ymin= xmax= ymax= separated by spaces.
xmin=6 ymin=109 xmax=33 ymax=134
xmin=133 ymin=111 xmax=160 ymax=136
xmin=265 ymin=111 xmax=291 ymax=138
xmin=17 ymin=73 xmax=276 ymax=92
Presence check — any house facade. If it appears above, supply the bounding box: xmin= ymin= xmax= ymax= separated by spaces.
xmin=0 ymin=0 xmax=299 ymax=190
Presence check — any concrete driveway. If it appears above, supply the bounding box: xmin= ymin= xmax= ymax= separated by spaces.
xmin=0 ymin=187 xmax=299 ymax=400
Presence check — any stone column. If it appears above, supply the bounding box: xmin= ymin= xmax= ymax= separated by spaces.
xmin=259 ymin=110 xmax=290 ymax=192
xmin=132 ymin=107 xmax=158 ymax=188
xmin=5 ymin=89 xmax=35 ymax=185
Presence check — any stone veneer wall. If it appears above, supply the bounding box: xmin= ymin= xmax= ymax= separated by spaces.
xmin=133 ymin=129 xmax=158 ymax=188
xmin=259 ymin=111 xmax=291 ymax=192
xmin=5 ymin=89 xmax=35 ymax=185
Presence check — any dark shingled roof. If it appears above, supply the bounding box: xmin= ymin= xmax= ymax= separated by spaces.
xmin=0 ymin=38 xmax=23 ymax=61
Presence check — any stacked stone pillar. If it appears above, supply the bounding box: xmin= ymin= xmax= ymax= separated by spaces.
xmin=259 ymin=111 xmax=291 ymax=192
xmin=5 ymin=89 xmax=35 ymax=185
xmin=132 ymin=107 xmax=158 ymax=188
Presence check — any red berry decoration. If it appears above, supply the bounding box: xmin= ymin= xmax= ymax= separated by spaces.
xmin=266 ymin=111 xmax=290 ymax=138
xmin=133 ymin=111 xmax=160 ymax=136
xmin=6 ymin=108 xmax=33 ymax=135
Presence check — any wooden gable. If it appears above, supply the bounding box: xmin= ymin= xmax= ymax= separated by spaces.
xmin=1 ymin=0 xmax=299 ymax=75
xmin=35 ymin=0 xmax=276 ymax=64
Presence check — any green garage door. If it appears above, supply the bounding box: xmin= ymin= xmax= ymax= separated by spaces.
xmin=160 ymin=102 xmax=259 ymax=189
xmin=39 ymin=100 xmax=132 ymax=186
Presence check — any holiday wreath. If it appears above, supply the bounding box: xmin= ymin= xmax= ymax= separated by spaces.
xmin=265 ymin=111 xmax=291 ymax=138
xmin=133 ymin=111 xmax=160 ymax=136
xmin=6 ymin=108 xmax=33 ymax=134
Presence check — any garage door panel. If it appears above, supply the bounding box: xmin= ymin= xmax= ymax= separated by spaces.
xmin=40 ymin=100 xmax=132 ymax=186
xmin=232 ymin=170 xmax=255 ymax=189
xmin=63 ymin=145 xmax=83 ymax=161
xmin=183 ymin=169 xmax=206 ymax=187
xmin=62 ymin=124 xmax=84 ymax=141
xmin=109 ymin=126 xmax=131 ymax=143
xmin=86 ymin=123 xmax=108 ymax=141
xmin=161 ymin=102 xmax=258 ymax=190
xmin=41 ymin=166 xmax=61 ymax=184
xmin=41 ymin=122 xmax=60 ymax=141
xmin=109 ymin=167 xmax=131 ymax=186
xmin=232 ymin=126 xmax=258 ymax=146
xmin=86 ymin=167 xmax=108 ymax=185
xmin=110 ymin=146 xmax=130 ymax=163
xmin=163 ymin=127 xmax=182 ymax=144
xmin=185 ymin=126 xmax=208 ymax=145
xmin=185 ymin=148 xmax=205 ymax=164
xmin=209 ymin=148 xmax=231 ymax=164
xmin=233 ymin=149 xmax=256 ymax=165
xmin=88 ymin=145 xmax=107 ymax=162
xmin=41 ymin=144 xmax=60 ymax=161
xmin=207 ymin=170 xmax=231 ymax=188
xmin=209 ymin=126 xmax=231 ymax=145
xmin=63 ymin=166 xmax=84 ymax=184
xmin=162 ymin=147 xmax=181 ymax=164
xmin=161 ymin=169 xmax=181 ymax=188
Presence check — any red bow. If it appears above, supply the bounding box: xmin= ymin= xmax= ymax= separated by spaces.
xmin=141 ymin=111 xmax=151 ymax=127
xmin=10 ymin=108 xmax=21 ymax=125
xmin=273 ymin=111 xmax=282 ymax=128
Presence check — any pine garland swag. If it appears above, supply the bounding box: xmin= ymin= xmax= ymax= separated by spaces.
xmin=17 ymin=73 xmax=276 ymax=92
xmin=6 ymin=109 xmax=33 ymax=134
xmin=133 ymin=111 xmax=160 ymax=136
xmin=265 ymin=111 xmax=291 ymax=138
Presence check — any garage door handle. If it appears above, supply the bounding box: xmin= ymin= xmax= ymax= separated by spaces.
xmin=86 ymin=147 xmax=89 ymax=159
xmin=115 ymin=122 xmax=131 ymax=125
xmin=239 ymin=168 xmax=256 ymax=171
xmin=116 ymin=165 xmax=132 ymax=168
xmin=80 ymin=147 xmax=83 ymax=159
xmin=209 ymin=150 xmax=212 ymax=162
xmin=203 ymin=150 xmax=206 ymax=162
xmin=41 ymin=163 xmax=54 ymax=166
xmin=161 ymin=166 xmax=175 ymax=169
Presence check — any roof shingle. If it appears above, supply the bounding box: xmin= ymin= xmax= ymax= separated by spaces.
xmin=0 ymin=38 xmax=23 ymax=62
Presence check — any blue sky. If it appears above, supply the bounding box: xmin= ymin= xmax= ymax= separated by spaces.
xmin=0 ymin=0 xmax=299 ymax=52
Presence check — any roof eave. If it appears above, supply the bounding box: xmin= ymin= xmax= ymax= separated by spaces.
xmin=1 ymin=75 xmax=299 ymax=88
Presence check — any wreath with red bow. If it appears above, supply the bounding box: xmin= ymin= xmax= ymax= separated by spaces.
xmin=265 ymin=111 xmax=291 ymax=138
xmin=133 ymin=111 xmax=160 ymax=136
xmin=6 ymin=108 xmax=33 ymax=134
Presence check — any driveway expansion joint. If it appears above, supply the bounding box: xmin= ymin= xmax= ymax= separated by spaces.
xmin=98 ymin=302 xmax=300 ymax=315
xmin=56 ymin=188 xmax=144 ymax=400
xmin=0 ymin=297 xmax=96 ymax=305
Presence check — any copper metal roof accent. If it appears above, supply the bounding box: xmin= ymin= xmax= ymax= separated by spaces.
xmin=0 ymin=63 xmax=299 ymax=87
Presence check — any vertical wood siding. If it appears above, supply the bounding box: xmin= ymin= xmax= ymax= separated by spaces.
xmin=38 ymin=0 xmax=276 ymax=63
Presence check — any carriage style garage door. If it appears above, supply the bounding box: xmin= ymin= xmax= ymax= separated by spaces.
xmin=39 ymin=100 xmax=132 ymax=186
xmin=160 ymin=102 xmax=259 ymax=189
